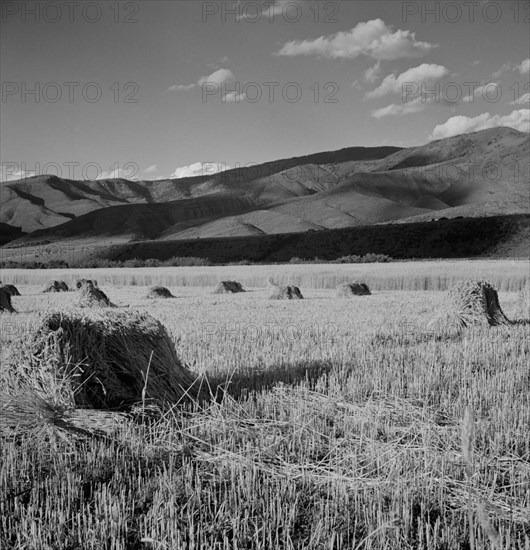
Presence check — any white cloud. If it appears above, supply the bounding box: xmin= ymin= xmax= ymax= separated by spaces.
xmin=198 ymin=68 xmax=235 ymax=86
xmin=223 ymin=91 xmax=247 ymax=103
xmin=0 ymin=167 xmax=36 ymax=182
xmin=371 ymin=97 xmax=426 ymax=119
xmin=511 ymin=92 xmax=530 ymax=105
xmin=276 ymin=19 xmax=435 ymax=60
xmin=97 ymin=168 xmax=138 ymax=180
xmin=239 ymin=1 xmax=308 ymax=21
xmin=167 ymin=68 xmax=234 ymax=92
xmin=462 ymin=82 xmax=501 ymax=103
xmin=365 ymin=61 xmax=382 ymax=84
xmin=144 ymin=164 xmax=158 ymax=174
xmin=366 ymin=63 xmax=448 ymax=99
xmin=517 ymin=58 xmax=530 ymax=75
xmin=170 ymin=162 xmax=231 ymax=179
xmin=429 ymin=109 xmax=530 ymax=140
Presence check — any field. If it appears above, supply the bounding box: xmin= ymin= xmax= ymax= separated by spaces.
xmin=0 ymin=261 xmax=529 ymax=549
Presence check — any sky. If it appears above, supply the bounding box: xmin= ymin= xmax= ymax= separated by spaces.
xmin=1 ymin=0 xmax=529 ymax=182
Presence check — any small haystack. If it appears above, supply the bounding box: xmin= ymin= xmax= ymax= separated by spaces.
xmin=43 ymin=280 xmax=69 ymax=293
xmin=269 ymin=284 xmax=304 ymax=300
xmin=76 ymin=282 xmax=114 ymax=308
xmin=446 ymin=279 xmax=512 ymax=328
xmin=1 ymin=284 xmax=21 ymax=297
xmin=31 ymin=309 xmax=204 ymax=409
xmin=75 ymin=279 xmax=98 ymax=289
xmin=145 ymin=286 xmax=175 ymax=299
xmin=214 ymin=281 xmax=245 ymax=294
xmin=0 ymin=288 xmax=16 ymax=313
xmin=337 ymin=282 xmax=371 ymax=297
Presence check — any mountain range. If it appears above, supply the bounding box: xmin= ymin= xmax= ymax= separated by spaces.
xmin=1 ymin=127 xmax=528 ymax=248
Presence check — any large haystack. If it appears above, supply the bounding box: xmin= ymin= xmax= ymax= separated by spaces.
xmin=1 ymin=284 xmax=21 ymax=297
xmin=213 ymin=281 xmax=245 ymax=294
xmin=337 ymin=282 xmax=371 ymax=296
xmin=31 ymin=309 xmax=204 ymax=409
xmin=0 ymin=288 xmax=16 ymax=313
xmin=145 ymin=286 xmax=175 ymax=299
xmin=269 ymin=285 xmax=304 ymax=300
xmin=75 ymin=279 xmax=98 ymax=289
xmin=76 ymin=282 xmax=114 ymax=308
xmin=448 ymin=279 xmax=512 ymax=327
xmin=43 ymin=280 xmax=69 ymax=293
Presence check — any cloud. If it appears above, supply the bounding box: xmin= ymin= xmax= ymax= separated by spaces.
xmin=364 ymin=61 xmax=382 ymax=84
xmin=429 ymin=109 xmax=530 ymax=140
xmin=170 ymin=162 xmax=231 ymax=179
xmin=144 ymin=164 xmax=158 ymax=174
xmin=198 ymin=68 xmax=235 ymax=86
xmin=371 ymin=97 xmax=426 ymax=119
xmin=366 ymin=63 xmax=448 ymax=99
xmin=238 ymin=1 xmax=309 ymax=21
xmin=511 ymin=92 xmax=530 ymax=105
xmin=462 ymin=82 xmax=501 ymax=103
xmin=276 ymin=19 xmax=435 ymax=60
xmin=97 ymin=167 xmax=138 ymax=180
xmin=492 ymin=58 xmax=530 ymax=78
xmin=0 ymin=166 xmax=36 ymax=182
xmin=517 ymin=58 xmax=530 ymax=75
xmin=223 ymin=91 xmax=247 ymax=103
xmin=167 ymin=68 xmax=234 ymax=92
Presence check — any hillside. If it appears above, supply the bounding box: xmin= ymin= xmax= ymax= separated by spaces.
xmin=1 ymin=128 xmax=529 ymax=247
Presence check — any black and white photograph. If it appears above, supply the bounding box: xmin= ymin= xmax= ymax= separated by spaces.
xmin=0 ymin=1 xmax=529 ymax=548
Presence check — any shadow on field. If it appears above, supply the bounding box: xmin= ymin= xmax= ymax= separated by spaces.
xmin=211 ymin=359 xmax=334 ymax=401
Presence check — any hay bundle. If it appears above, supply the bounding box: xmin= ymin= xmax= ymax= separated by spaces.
xmin=43 ymin=280 xmax=69 ymax=293
xmin=337 ymin=282 xmax=371 ymax=296
xmin=0 ymin=288 xmax=16 ymax=313
xmin=269 ymin=284 xmax=304 ymax=300
xmin=1 ymin=284 xmax=21 ymax=297
xmin=75 ymin=279 xmax=98 ymax=289
xmin=77 ymin=283 xmax=114 ymax=308
xmin=213 ymin=281 xmax=245 ymax=294
xmin=31 ymin=309 xmax=204 ymax=409
xmin=447 ymin=279 xmax=512 ymax=327
xmin=145 ymin=286 xmax=175 ymax=299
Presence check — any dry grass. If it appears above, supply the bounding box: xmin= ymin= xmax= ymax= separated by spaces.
xmin=0 ymin=269 xmax=529 ymax=549
xmin=76 ymin=282 xmax=115 ymax=308
xmin=1 ymin=284 xmax=21 ymax=297
xmin=0 ymin=288 xmax=16 ymax=313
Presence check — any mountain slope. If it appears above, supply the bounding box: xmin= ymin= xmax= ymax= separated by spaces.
xmin=2 ymin=128 xmax=529 ymax=246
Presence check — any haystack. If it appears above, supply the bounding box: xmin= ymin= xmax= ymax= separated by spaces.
xmin=0 ymin=288 xmax=16 ymax=313
xmin=269 ymin=285 xmax=304 ymax=300
xmin=1 ymin=284 xmax=21 ymax=297
xmin=76 ymin=282 xmax=114 ymax=308
xmin=337 ymin=282 xmax=371 ymax=296
xmin=75 ymin=279 xmax=98 ymax=289
xmin=429 ymin=280 xmax=513 ymax=330
xmin=145 ymin=286 xmax=175 ymax=299
xmin=31 ymin=309 xmax=204 ymax=409
xmin=213 ymin=281 xmax=245 ymax=294
xmin=43 ymin=280 xmax=69 ymax=293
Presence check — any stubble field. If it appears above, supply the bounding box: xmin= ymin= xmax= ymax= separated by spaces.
xmin=0 ymin=261 xmax=529 ymax=549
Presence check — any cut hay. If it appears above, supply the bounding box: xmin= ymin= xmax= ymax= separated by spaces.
xmin=75 ymin=279 xmax=98 ymax=289
xmin=76 ymin=283 xmax=114 ymax=308
xmin=213 ymin=281 xmax=245 ymax=294
xmin=30 ymin=309 xmax=204 ymax=409
xmin=145 ymin=286 xmax=175 ymax=299
xmin=1 ymin=284 xmax=21 ymax=297
xmin=430 ymin=279 xmax=512 ymax=330
xmin=0 ymin=288 xmax=16 ymax=313
xmin=269 ymin=285 xmax=304 ymax=300
xmin=43 ymin=280 xmax=69 ymax=293
xmin=337 ymin=282 xmax=371 ymax=296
